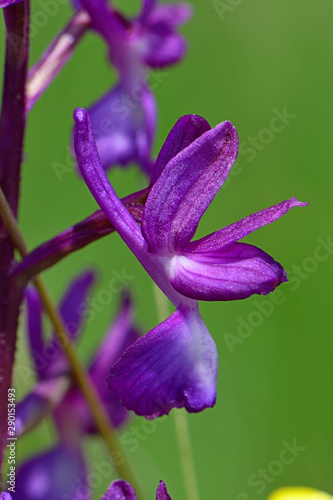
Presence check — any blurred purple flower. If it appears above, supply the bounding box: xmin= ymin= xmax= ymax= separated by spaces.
xmin=75 ymin=0 xmax=192 ymax=175
xmin=74 ymin=108 xmax=307 ymax=418
xmin=102 ymin=480 xmax=171 ymax=500
xmin=13 ymin=444 xmax=88 ymax=500
xmin=16 ymin=270 xmax=140 ymax=436
xmin=14 ymin=273 xmax=141 ymax=499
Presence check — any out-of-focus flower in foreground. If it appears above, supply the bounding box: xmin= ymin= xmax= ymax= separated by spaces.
xmin=102 ymin=479 xmax=171 ymax=500
xmin=74 ymin=108 xmax=307 ymax=418
xmin=13 ymin=445 xmax=88 ymax=500
xmin=267 ymin=487 xmax=332 ymax=500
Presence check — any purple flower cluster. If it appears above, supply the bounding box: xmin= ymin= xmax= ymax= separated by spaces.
xmin=0 ymin=0 xmax=308 ymax=497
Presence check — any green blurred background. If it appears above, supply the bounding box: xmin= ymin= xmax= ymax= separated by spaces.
xmin=1 ymin=0 xmax=333 ymax=498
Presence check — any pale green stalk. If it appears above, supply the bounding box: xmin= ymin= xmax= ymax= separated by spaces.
xmin=152 ymin=284 xmax=200 ymax=500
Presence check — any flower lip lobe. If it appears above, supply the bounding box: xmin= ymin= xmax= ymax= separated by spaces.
xmin=108 ymin=304 xmax=217 ymax=418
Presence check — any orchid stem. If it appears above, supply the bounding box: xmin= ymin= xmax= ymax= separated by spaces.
xmin=0 ymin=0 xmax=30 ymax=480
xmin=173 ymin=409 xmax=200 ymax=500
xmin=153 ymin=284 xmax=200 ymax=500
xmin=0 ymin=185 xmax=146 ymax=500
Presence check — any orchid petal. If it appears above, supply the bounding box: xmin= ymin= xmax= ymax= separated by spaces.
xmin=15 ymin=444 xmax=89 ymax=500
xmin=156 ymin=481 xmax=172 ymax=500
xmin=142 ymin=121 xmax=238 ymax=253
xmin=151 ymin=114 xmax=210 ymax=184
xmin=138 ymin=0 xmax=157 ymax=26
xmin=185 ymin=197 xmax=308 ymax=253
xmin=87 ymin=82 xmax=156 ymax=174
xmin=15 ymin=376 xmax=70 ymax=437
xmin=42 ymin=272 xmax=95 ymax=378
xmin=25 ymin=288 xmax=44 ymax=377
xmin=140 ymin=32 xmax=187 ymax=68
xmin=89 ymin=294 xmax=139 ymax=381
xmin=58 ymin=269 xmax=95 ymax=339
xmin=26 ymin=271 xmax=95 ymax=378
xmin=79 ymin=0 xmax=126 ymax=49
xmin=170 ymin=243 xmax=287 ymax=301
xmin=108 ymin=304 xmax=217 ymax=418
xmin=74 ymin=108 xmax=145 ymax=253
xmin=0 ymin=0 xmax=22 ymax=6
xmin=101 ymin=480 xmax=137 ymax=500
xmin=139 ymin=3 xmax=192 ymax=67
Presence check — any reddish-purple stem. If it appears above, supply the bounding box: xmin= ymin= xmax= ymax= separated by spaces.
xmin=0 ymin=0 xmax=29 ymax=478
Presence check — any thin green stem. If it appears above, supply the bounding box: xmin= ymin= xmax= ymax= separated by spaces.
xmin=173 ymin=409 xmax=200 ymax=500
xmin=0 ymin=186 xmax=146 ymax=500
xmin=152 ymin=284 xmax=200 ymax=500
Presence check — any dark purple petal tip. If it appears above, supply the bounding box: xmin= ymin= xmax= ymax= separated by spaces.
xmin=0 ymin=493 xmax=13 ymax=500
xmin=101 ymin=480 xmax=137 ymax=500
xmin=156 ymin=481 xmax=172 ymax=500
xmin=151 ymin=114 xmax=211 ymax=183
xmin=73 ymin=106 xmax=87 ymax=123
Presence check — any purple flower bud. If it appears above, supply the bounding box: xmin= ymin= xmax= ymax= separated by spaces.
xmin=101 ymin=480 xmax=171 ymax=500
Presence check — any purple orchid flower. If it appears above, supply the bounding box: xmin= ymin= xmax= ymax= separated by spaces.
xmin=16 ymin=271 xmax=139 ymax=436
xmin=102 ymin=480 xmax=171 ymax=500
xmin=75 ymin=0 xmax=192 ymax=175
xmin=73 ymin=108 xmax=307 ymax=418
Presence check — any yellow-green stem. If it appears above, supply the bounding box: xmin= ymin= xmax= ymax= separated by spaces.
xmin=153 ymin=284 xmax=200 ymax=500
xmin=173 ymin=409 xmax=200 ymax=500
xmin=0 ymin=186 xmax=145 ymax=500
